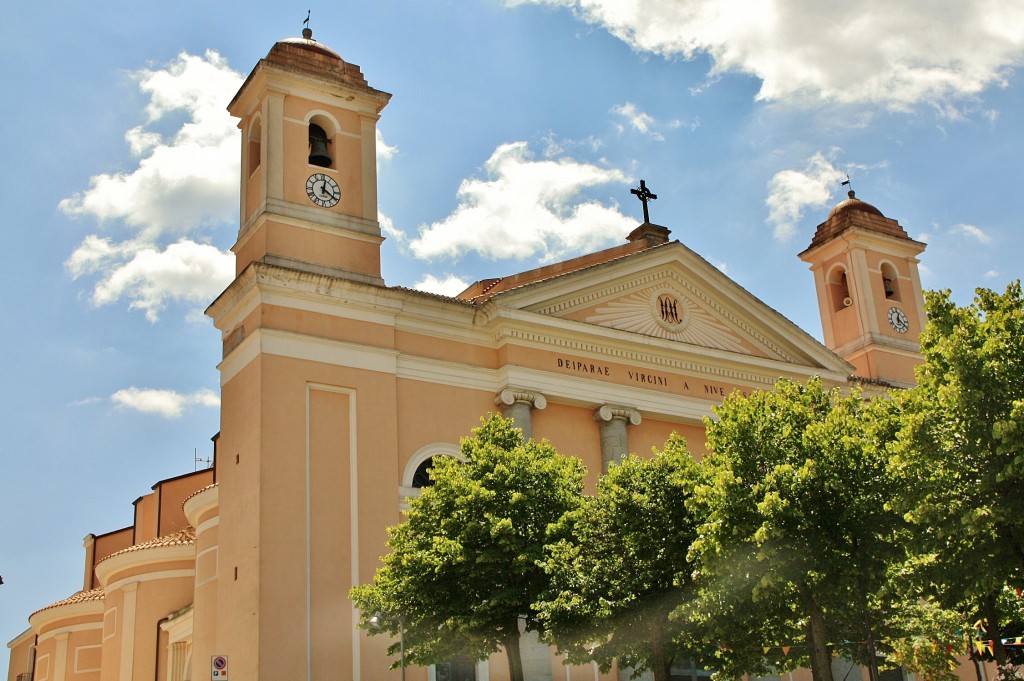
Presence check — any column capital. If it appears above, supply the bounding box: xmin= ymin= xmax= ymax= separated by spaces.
xmin=494 ymin=387 xmax=547 ymax=410
xmin=593 ymin=404 xmax=641 ymax=426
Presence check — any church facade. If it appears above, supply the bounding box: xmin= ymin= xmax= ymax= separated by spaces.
xmin=8 ymin=27 xmax=951 ymax=681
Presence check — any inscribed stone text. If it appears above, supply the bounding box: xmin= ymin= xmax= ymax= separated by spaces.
xmin=628 ymin=370 xmax=670 ymax=387
xmin=553 ymin=358 xmax=728 ymax=398
xmin=556 ymin=357 xmax=610 ymax=376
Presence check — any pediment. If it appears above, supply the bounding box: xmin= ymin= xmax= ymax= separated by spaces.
xmin=569 ymin=281 xmax=760 ymax=356
xmin=484 ymin=242 xmax=852 ymax=374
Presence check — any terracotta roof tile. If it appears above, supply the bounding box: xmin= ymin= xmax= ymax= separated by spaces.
xmin=97 ymin=527 xmax=196 ymax=564
xmin=183 ymin=483 xmax=218 ymax=505
xmin=33 ymin=588 xmax=105 ymax=615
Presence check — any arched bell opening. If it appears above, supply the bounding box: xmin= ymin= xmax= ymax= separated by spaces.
xmin=308 ymin=122 xmax=332 ymax=168
xmin=247 ymin=117 xmax=262 ymax=176
xmin=880 ymin=262 xmax=901 ymax=302
xmin=828 ymin=265 xmax=852 ymax=312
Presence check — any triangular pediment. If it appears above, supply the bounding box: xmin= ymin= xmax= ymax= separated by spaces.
xmin=569 ymin=279 xmax=763 ymax=356
xmin=482 ymin=241 xmax=852 ymax=376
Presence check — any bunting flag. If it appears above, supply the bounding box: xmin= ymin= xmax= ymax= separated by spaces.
xmin=747 ymin=631 xmax=1022 ymax=658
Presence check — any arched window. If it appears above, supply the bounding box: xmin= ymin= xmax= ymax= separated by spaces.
xmin=308 ymin=123 xmax=331 ymax=167
xmin=248 ymin=118 xmax=262 ymax=175
xmin=400 ymin=443 xmax=462 ymax=506
xmin=828 ymin=266 xmax=852 ymax=312
xmin=880 ymin=262 xmax=901 ymax=302
xmin=411 ymin=457 xmax=437 ymax=489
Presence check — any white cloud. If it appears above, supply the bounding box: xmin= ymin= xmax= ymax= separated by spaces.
xmin=111 ymin=387 xmax=220 ymax=419
xmin=379 ymin=212 xmax=407 ymax=244
xmin=60 ymin=51 xmax=242 ymax=239
xmin=414 ymin=274 xmax=471 ymax=297
xmin=60 ymin=51 xmax=242 ymax=321
xmin=611 ymin=102 xmax=663 ymax=139
xmin=764 ymin=152 xmax=847 ymax=241
xmin=377 ymin=128 xmax=398 ymax=161
xmin=508 ymin=0 xmax=1024 ymax=109
xmin=409 ymin=141 xmax=633 ymax=262
xmin=956 ymin=223 xmax=993 ymax=244
xmin=985 ymin=269 xmax=1001 ymax=279
xmin=67 ymin=237 xmax=233 ymax=322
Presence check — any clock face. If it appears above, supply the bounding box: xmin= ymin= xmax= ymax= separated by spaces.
xmin=887 ymin=306 xmax=909 ymax=334
xmin=305 ymin=173 xmax=341 ymax=208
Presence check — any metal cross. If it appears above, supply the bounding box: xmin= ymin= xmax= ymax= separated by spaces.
xmin=630 ymin=180 xmax=658 ymax=223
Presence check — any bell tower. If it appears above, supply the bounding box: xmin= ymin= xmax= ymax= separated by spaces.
xmin=227 ymin=27 xmax=391 ymax=284
xmin=799 ymin=191 xmax=926 ymax=387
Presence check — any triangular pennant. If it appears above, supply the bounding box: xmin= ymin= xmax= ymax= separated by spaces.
xmin=763 ymin=647 xmax=771 ymax=655
xmin=781 ymin=646 xmax=791 ymax=656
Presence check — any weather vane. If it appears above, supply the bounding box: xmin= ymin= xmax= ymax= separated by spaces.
xmin=841 ymin=173 xmax=855 ymax=197
xmin=630 ymin=180 xmax=658 ymax=223
xmin=304 ymin=10 xmax=311 ymax=28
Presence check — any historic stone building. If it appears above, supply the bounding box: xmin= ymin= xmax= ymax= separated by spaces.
xmin=7 ymin=26 xmax=949 ymax=681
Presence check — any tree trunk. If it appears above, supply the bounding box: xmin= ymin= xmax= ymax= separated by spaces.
xmin=982 ymin=595 xmax=1016 ymax=681
xmin=800 ymin=583 xmax=835 ymax=681
xmin=503 ymin=626 xmax=525 ymax=681
xmin=861 ymin=590 xmax=880 ymax=681
xmin=650 ymin=615 xmax=673 ymax=681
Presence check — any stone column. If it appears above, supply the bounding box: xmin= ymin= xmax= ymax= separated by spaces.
xmin=494 ymin=388 xmax=547 ymax=441
xmin=594 ymin=405 xmax=641 ymax=472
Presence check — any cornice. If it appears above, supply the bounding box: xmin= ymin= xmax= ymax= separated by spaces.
xmin=183 ymin=485 xmax=219 ymax=529
xmin=29 ymin=599 xmax=104 ymax=633
xmin=490 ymin=316 xmax=849 ymax=386
xmin=229 ymin=61 xmax=390 ymax=119
xmin=799 ymin=226 xmax=926 ymax=263
xmin=94 ymin=543 xmax=196 ymax=588
xmin=235 ymin=200 xmax=384 ymax=249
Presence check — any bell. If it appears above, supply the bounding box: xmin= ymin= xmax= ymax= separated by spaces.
xmin=308 ymin=123 xmax=332 ymax=167
xmin=309 ymin=138 xmax=331 ymax=167
xmin=883 ymin=278 xmax=894 ymax=297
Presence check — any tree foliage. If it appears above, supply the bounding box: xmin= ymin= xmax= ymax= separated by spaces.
xmin=689 ymin=377 xmax=907 ymax=681
xmin=350 ymin=414 xmax=586 ymax=681
xmin=537 ymin=436 xmax=704 ymax=681
xmin=888 ymin=282 xmax=1024 ymax=680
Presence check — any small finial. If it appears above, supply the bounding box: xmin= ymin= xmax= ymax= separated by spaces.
xmin=302 ymin=10 xmax=312 ymax=39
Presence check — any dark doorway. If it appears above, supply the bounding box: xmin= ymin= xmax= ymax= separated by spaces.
xmin=435 ymin=657 xmax=476 ymax=681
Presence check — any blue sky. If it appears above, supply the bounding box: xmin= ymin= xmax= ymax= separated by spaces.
xmin=2 ymin=0 xmax=1023 ymax=662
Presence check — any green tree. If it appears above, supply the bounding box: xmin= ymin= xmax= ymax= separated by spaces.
xmin=537 ymin=436 xmax=704 ymax=681
xmin=350 ymin=413 xmax=586 ymax=681
xmin=888 ymin=282 xmax=1024 ymax=681
xmin=689 ymin=377 xmax=907 ymax=681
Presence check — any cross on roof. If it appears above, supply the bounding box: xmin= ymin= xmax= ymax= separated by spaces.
xmin=630 ymin=180 xmax=658 ymax=223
